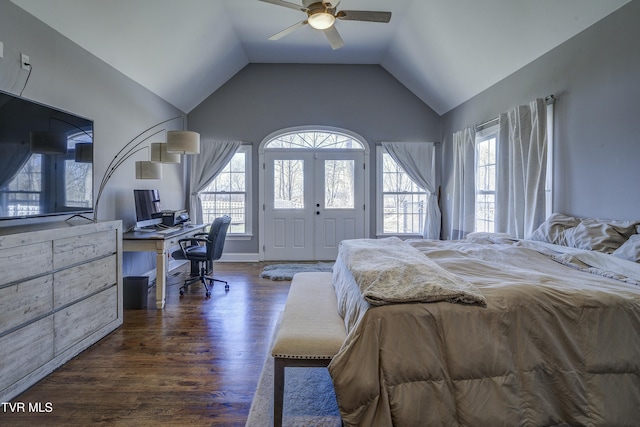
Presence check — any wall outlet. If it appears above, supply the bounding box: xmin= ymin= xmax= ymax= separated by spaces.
xmin=21 ymin=53 xmax=30 ymax=70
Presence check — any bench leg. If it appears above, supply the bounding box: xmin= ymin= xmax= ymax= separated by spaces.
xmin=273 ymin=357 xmax=285 ymax=427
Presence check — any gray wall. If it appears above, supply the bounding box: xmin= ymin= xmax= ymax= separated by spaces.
xmin=440 ymin=1 xmax=640 ymax=238
xmin=188 ymin=63 xmax=441 ymax=254
xmin=0 ymin=0 xmax=185 ymax=274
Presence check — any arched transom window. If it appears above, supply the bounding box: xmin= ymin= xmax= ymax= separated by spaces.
xmin=265 ymin=130 xmax=365 ymax=150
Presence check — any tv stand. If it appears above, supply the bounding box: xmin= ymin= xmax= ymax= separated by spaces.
xmin=0 ymin=220 xmax=123 ymax=402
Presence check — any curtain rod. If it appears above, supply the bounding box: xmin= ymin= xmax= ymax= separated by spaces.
xmin=475 ymin=116 xmax=499 ymax=130
xmin=377 ymin=141 xmax=440 ymax=145
xmin=476 ymin=94 xmax=555 ymax=130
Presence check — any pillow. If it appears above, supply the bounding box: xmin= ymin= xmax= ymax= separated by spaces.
xmin=563 ymin=218 xmax=639 ymax=253
xmin=529 ymin=213 xmax=580 ymax=245
xmin=612 ymin=234 xmax=640 ymax=263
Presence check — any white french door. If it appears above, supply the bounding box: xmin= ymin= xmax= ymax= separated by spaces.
xmin=263 ymin=150 xmax=366 ymax=261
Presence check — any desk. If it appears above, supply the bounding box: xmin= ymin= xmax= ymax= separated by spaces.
xmin=123 ymin=224 xmax=206 ymax=309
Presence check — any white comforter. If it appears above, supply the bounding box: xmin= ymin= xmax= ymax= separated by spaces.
xmin=329 ymin=237 xmax=640 ymax=426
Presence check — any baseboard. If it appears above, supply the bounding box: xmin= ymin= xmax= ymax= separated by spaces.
xmin=218 ymin=253 xmax=261 ymax=262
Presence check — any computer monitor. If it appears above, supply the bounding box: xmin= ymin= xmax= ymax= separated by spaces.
xmin=134 ymin=189 xmax=162 ymax=229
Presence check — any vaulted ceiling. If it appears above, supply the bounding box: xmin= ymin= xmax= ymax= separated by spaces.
xmin=11 ymin=0 xmax=630 ymax=115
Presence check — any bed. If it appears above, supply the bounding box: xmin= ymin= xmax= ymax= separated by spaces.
xmin=327 ymin=214 xmax=640 ymax=426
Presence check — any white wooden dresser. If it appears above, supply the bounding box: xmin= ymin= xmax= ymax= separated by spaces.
xmin=0 ymin=220 xmax=123 ymax=402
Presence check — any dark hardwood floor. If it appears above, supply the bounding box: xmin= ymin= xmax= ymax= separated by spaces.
xmin=1 ymin=262 xmax=291 ymax=426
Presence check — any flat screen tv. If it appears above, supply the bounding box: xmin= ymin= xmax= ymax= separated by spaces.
xmin=0 ymin=89 xmax=94 ymax=221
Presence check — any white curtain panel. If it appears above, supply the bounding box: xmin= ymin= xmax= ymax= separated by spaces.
xmin=188 ymin=140 xmax=242 ymax=224
xmin=449 ymin=127 xmax=476 ymax=240
xmin=495 ymin=98 xmax=547 ymax=239
xmin=382 ymin=142 xmax=441 ymax=239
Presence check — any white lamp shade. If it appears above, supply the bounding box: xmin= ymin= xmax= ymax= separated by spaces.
xmin=166 ymin=130 xmax=200 ymax=154
xmin=135 ymin=161 xmax=162 ymax=179
xmin=150 ymin=142 xmax=181 ymax=163
xmin=74 ymin=142 xmax=93 ymax=163
xmin=30 ymin=131 xmax=68 ymax=154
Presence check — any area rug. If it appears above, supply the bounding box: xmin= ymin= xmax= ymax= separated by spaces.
xmin=246 ymin=324 xmax=341 ymax=426
xmin=259 ymin=263 xmax=334 ymax=281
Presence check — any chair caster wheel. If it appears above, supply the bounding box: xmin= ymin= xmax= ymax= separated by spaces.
xmin=179 ymin=289 xmax=184 ymax=296
xmin=205 ymin=291 xmax=211 ymax=298
xmin=225 ymin=284 xmax=229 ymax=291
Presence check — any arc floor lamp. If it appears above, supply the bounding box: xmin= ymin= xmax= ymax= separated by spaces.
xmin=92 ymin=116 xmax=200 ymax=221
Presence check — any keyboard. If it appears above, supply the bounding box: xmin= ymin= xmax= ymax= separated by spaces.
xmin=156 ymin=227 xmax=181 ymax=235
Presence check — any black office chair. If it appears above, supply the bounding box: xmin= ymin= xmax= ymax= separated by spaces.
xmin=171 ymin=215 xmax=231 ymax=297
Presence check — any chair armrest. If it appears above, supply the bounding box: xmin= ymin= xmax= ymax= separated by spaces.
xmin=177 ymin=237 xmax=211 ymax=254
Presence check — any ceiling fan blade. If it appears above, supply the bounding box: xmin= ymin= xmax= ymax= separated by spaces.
xmin=269 ymin=20 xmax=308 ymax=40
xmin=336 ymin=10 xmax=392 ymax=23
xmin=258 ymin=0 xmax=308 ymax=13
xmin=323 ymin=25 xmax=344 ymax=50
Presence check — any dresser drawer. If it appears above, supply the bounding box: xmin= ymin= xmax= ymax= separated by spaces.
xmin=54 ymin=286 xmax=118 ymax=355
xmin=0 ymin=317 xmax=54 ymax=390
xmin=0 ymin=275 xmax=53 ymax=334
xmin=0 ymin=242 xmax=52 ymax=287
xmin=53 ymin=230 xmax=117 ymax=270
xmin=54 ymin=255 xmax=117 ymax=309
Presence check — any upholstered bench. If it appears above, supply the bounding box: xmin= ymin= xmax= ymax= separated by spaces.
xmin=271 ymin=272 xmax=346 ymax=427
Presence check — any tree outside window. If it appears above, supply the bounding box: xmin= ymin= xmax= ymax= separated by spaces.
xmin=199 ymin=147 xmax=250 ymax=234
xmin=379 ymin=151 xmax=427 ymax=234
xmin=475 ymin=135 xmax=496 ymax=233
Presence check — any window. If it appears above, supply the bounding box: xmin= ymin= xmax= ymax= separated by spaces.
xmin=64 ymin=133 xmax=93 ymax=208
xmin=0 ymin=133 xmax=92 ymax=217
xmin=198 ymin=145 xmax=252 ymax=236
xmin=377 ymin=148 xmax=427 ymax=235
xmin=474 ymin=127 xmax=498 ymax=232
xmin=265 ymin=130 xmax=365 ymax=150
xmin=273 ymin=159 xmax=305 ymax=209
xmin=1 ymin=154 xmax=42 ymax=217
xmin=325 ymin=159 xmax=355 ymax=209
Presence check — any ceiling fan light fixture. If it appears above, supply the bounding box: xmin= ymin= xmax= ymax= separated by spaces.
xmin=308 ymin=12 xmax=335 ymax=30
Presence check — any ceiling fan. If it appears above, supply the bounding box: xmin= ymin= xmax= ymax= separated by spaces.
xmin=258 ymin=0 xmax=392 ymax=50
